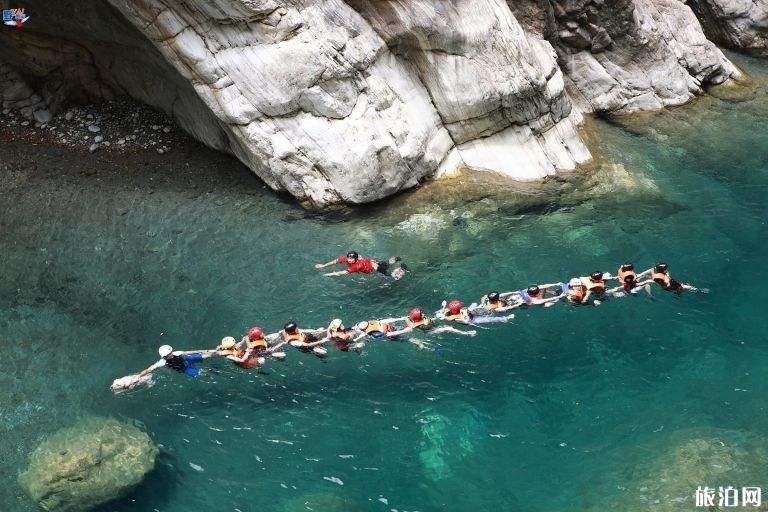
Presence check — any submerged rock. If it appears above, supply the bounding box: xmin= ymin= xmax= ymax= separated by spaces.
xmin=279 ymin=491 xmax=365 ymax=512
xmin=587 ymin=429 xmax=768 ymax=512
xmin=418 ymin=411 xmax=485 ymax=481
xmin=18 ymin=416 xmax=158 ymax=512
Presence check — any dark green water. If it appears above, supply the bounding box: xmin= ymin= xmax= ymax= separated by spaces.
xmin=3 ymin=53 xmax=768 ymax=512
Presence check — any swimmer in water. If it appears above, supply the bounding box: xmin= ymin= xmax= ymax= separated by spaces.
xmin=436 ymin=299 xmax=514 ymax=325
xmin=352 ymin=317 xmax=403 ymax=342
xmin=323 ymin=319 xmax=365 ymax=351
xmin=314 ymin=251 xmax=408 ymax=280
xmin=605 ymin=263 xmax=654 ymax=297
xmin=139 ymin=345 xmax=216 ymax=378
xmin=386 ymin=308 xmax=476 ymax=337
xmin=518 ymin=283 xmax=567 ymax=307
xmin=217 ymin=336 xmax=265 ymax=369
xmin=280 ymin=321 xmax=328 ymax=358
xmin=645 ymin=262 xmax=704 ymax=293
xmin=578 ymin=271 xmax=609 ymax=304
xmin=470 ymin=291 xmax=523 ymax=314
xmin=565 ymin=278 xmax=588 ymax=305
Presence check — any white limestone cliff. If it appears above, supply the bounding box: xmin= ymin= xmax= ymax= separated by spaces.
xmin=0 ymin=0 xmax=754 ymax=206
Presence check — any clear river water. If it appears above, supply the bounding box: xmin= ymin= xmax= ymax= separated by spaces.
xmin=3 ymin=53 xmax=768 ymax=512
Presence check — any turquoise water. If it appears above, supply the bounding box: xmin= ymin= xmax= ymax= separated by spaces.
xmin=3 ymin=53 xmax=768 ymax=512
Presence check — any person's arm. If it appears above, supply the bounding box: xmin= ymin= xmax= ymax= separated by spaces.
xmin=324 ymin=270 xmax=350 ymax=277
xmin=499 ymin=291 xmax=521 ymax=299
xmin=637 ymin=268 xmax=654 ymax=279
xmin=433 ymin=325 xmax=477 ymax=336
xmin=227 ymin=349 xmax=251 ymax=363
xmin=139 ymin=359 xmax=165 ymax=377
xmin=314 ymin=257 xmax=343 ymax=269
xmin=539 ymin=283 xmax=562 ymax=290
xmin=387 ymin=326 xmax=413 ymax=337
xmin=266 ymin=340 xmax=289 ymax=353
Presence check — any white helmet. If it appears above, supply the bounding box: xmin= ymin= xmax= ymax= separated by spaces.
xmin=158 ymin=345 xmax=173 ymax=357
xmin=356 ymin=321 xmax=369 ymax=331
xmin=220 ymin=336 xmax=237 ymax=349
xmin=569 ymin=278 xmax=581 ymax=287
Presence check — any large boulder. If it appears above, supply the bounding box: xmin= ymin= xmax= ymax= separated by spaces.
xmin=688 ymin=0 xmax=768 ymax=56
xmin=18 ymin=416 xmax=158 ymax=512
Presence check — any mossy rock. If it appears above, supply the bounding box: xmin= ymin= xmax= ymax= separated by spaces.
xmin=18 ymin=416 xmax=158 ymax=512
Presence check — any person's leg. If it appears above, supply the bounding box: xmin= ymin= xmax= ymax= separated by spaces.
xmin=184 ymin=366 xmax=201 ymax=377
xmin=472 ymin=316 xmax=511 ymax=325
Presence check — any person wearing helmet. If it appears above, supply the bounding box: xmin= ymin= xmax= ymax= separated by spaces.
xmin=352 ymin=317 xmax=402 ymax=342
xmin=436 ymin=299 xmax=514 ymax=325
xmin=518 ymin=283 xmax=567 ymax=307
xmin=314 ymin=252 xmax=408 ymax=280
xmin=565 ymin=278 xmax=587 ymax=304
xmin=606 ymin=263 xmax=653 ymax=297
xmin=646 ymin=262 xmax=702 ymax=293
xmin=138 ymin=344 xmax=216 ymax=378
xmin=385 ymin=307 xmax=477 ymax=337
xmin=215 ymin=336 xmax=266 ymax=370
xmin=579 ymin=271 xmax=608 ymax=303
xmin=323 ymin=319 xmax=365 ymax=351
xmin=281 ymin=321 xmax=328 ymax=357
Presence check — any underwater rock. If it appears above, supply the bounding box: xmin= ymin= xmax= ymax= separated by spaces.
xmin=418 ymin=411 xmax=484 ymax=481
xmin=279 ymin=491 xmax=365 ymax=512
xmin=18 ymin=416 xmax=158 ymax=512
xmin=588 ymin=429 xmax=768 ymax=512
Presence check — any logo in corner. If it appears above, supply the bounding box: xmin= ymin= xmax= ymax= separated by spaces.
xmin=2 ymin=7 xmax=30 ymax=29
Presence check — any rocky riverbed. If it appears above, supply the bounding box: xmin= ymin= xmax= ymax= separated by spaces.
xmin=1 ymin=98 xmax=181 ymax=155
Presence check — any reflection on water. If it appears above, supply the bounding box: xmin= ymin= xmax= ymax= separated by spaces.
xmin=2 ymin=52 xmax=768 ymax=512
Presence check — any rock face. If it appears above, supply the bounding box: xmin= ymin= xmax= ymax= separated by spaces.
xmin=0 ymin=0 xmax=751 ymax=205
xmin=18 ymin=416 xmax=158 ymax=512
xmin=689 ymin=0 xmax=768 ymax=56
xmin=549 ymin=0 xmax=740 ymax=113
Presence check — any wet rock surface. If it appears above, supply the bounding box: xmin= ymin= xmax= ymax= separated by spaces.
xmin=18 ymin=416 xmax=158 ymax=512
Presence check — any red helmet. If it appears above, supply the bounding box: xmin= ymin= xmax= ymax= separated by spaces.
xmin=408 ymin=308 xmax=424 ymax=322
xmin=447 ymin=300 xmax=462 ymax=315
xmin=247 ymin=326 xmax=264 ymax=340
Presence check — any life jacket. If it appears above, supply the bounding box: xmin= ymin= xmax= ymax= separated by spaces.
xmin=445 ymin=308 xmax=471 ymax=322
xmin=618 ymin=267 xmax=637 ymax=290
xmin=165 ymin=354 xmax=186 ymax=373
xmin=568 ymin=285 xmax=586 ymax=303
xmin=405 ymin=317 xmax=432 ymax=330
xmin=365 ymin=320 xmax=393 ymax=336
xmin=652 ymin=271 xmax=671 ymax=287
xmin=328 ymin=328 xmax=351 ymax=341
xmin=580 ymin=276 xmax=605 ymax=292
xmin=247 ymin=337 xmax=268 ymax=352
xmin=284 ymin=329 xmax=306 ymax=343
xmin=234 ymin=349 xmax=260 ymax=369
xmin=330 ymin=329 xmax=352 ymax=350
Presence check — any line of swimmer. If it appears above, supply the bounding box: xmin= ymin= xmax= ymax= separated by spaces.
xmin=111 ymin=259 xmax=705 ymax=392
